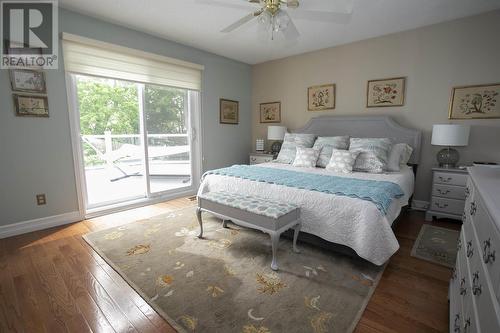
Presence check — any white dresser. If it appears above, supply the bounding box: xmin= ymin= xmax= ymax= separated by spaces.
xmin=249 ymin=152 xmax=274 ymax=165
xmin=426 ymin=167 xmax=468 ymax=221
xmin=449 ymin=166 xmax=500 ymax=333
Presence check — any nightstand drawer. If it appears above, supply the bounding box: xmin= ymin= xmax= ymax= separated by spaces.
xmin=432 ymin=184 xmax=466 ymax=200
xmin=250 ymin=155 xmax=273 ymax=165
xmin=433 ymin=171 xmax=467 ymax=186
xmin=431 ymin=197 xmax=465 ymax=215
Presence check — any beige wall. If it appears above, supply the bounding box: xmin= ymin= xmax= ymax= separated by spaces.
xmin=252 ymin=10 xmax=500 ymax=202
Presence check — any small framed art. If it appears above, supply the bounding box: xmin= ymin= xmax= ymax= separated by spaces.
xmin=366 ymin=77 xmax=405 ymax=107
xmin=13 ymin=94 xmax=49 ymax=117
xmin=448 ymin=83 xmax=500 ymax=119
xmin=219 ymin=98 xmax=239 ymax=124
xmin=10 ymin=69 xmax=47 ymax=93
xmin=308 ymin=84 xmax=335 ymax=111
xmin=260 ymin=102 xmax=281 ymax=123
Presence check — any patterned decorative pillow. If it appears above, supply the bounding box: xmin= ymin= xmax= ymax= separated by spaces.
xmin=292 ymin=147 xmax=320 ymax=168
xmin=275 ymin=133 xmax=316 ymax=164
xmin=349 ymin=138 xmax=392 ymax=173
xmin=325 ymin=149 xmax=360 ymax=173
xmin=312 ymin=136 xmax=350 ymax=168
xmin=387 ymin=143 xmax=413 ymax=171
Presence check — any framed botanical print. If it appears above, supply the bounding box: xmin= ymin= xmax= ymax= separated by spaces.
xmin=449 ymin=83 xmax=500 ymax=119
xmin=219 ymin=98 xmax=239 ymax=124
xmin=366 ymin=77 xmax=405 ymax=107
xmin=260 ymin=102 xmax=281 ymax=123
xmin=13 ymin=94 xmax=49 ymax=117
xmin=308 ymin=84 xmax=335 ymax=111
xmin=10 ymin=69 xmax=47 ymax=93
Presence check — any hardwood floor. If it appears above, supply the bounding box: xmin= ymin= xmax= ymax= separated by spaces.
xmin=0 ymin=198 xmax=458 ymax=333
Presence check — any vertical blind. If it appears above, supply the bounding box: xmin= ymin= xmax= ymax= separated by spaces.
xmin=62 ymin=33 xmax=204 ymax=90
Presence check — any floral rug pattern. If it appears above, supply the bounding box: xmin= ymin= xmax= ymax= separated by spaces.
xmin=83 ymin=207 xmax=385 ymax=333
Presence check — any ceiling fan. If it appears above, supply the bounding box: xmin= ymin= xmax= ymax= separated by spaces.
xmin=212 ymin=0 xmax=354 ymax=40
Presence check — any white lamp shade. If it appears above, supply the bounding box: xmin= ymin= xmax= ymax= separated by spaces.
xmin=267 ymin=126 xmax=287 ymax=140
xmin=431 ymin=124 xmax=470 ymax=146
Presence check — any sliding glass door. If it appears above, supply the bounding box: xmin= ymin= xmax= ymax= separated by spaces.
xmin=72 ymin=74 xmax=199 ymax=211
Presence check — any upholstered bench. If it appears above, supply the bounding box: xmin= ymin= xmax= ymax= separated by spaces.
xmin=196 ymin=191 xmax=301 ymax=270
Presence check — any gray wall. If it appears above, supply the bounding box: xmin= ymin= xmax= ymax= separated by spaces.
xmin=252 ymin=10 xmax=500 ymax=202
xmin=0 ymin=8 xmax=252 ymax=225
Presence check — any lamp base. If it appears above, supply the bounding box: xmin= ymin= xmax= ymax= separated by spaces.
xmin=437 ymin=147 xmax=460 ymax=168
xmin=271 ymin=141 xmax=282 ymax=159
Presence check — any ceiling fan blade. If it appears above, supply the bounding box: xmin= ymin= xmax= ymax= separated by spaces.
xmin=281 ymin=0 xmax=299 ymax=9
xmin=282 ymin=11 xmax=300 ymax=40
xmin=288 ymin=9 xmax=352 ymax=24
xmin=221 ymin=10 xmax=263 ymax=33
xmin=296 ymin=0 xmax=353 ymax=14
xmin=195 ymin=0 xmax=258 ymax=10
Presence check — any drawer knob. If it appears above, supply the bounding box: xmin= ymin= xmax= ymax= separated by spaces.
xmin=451 ymin=267 xmax=457 ymax=280
xmin=454 ymin=314 xmax=461 ymax=332
xmin=438 ymin=176 xmax=453 ymax=183
xmin=460 ymin=278 xmax=467 ymax=296
xmin=464 ymin=318 xmax=471 ymax=333
xmin=462 ymin=212 xmax=467 ymax=223
xmin=434 ymin=202 xmax=449 ymax=209
xmin=437 ymin=189 xmax=451 ymax=195
xmin=470 ymin=202 xmax=477 ymax=216
xmin=457 ymin=238 xmax=462 ymax=252
xmin=465 ymin=187 xmax=470 ymax=198
xmin=472 ymin=271 xmax=482 ymax=296
xmin=250 ymin=157 xmax=256 ymax=161
xmin=466 ymin=241 xmax=473 ymax=258
xmin=482 ymin=238 xmax=496 ymax=264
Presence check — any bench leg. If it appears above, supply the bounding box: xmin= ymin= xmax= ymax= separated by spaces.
xmin=292 ymin=222 xmax=301 ymax=254
xmin=196 ymin=207 xmax=203 ymax=239
xmin=270 ymin=232 xmax=280 ymax=271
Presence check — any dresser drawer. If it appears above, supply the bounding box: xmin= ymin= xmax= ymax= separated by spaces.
xmin=431 ymin=197 xmax=465 ymax=215
xmin=450 ymin=251 xmax=462 ymax=333
xmin=467 ymin=228 xmax=500 ymax=333
xmin=471 ymin=196 xmax=500 ymax=303
xmin=249 ymin=155 xmax=273 ymax=165
xmin=433 ymin=184 xmax=466 ymax=200
xmin=434 ymin=171 xmax=467 ymax=186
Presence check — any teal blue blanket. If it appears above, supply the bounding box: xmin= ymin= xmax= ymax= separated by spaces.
xmin=203 ymin=165 xmax=404 ymax=215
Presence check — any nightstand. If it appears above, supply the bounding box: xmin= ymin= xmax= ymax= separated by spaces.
xmin=249 ymin=152 xmax=274 ymax=165
xmin=425 ymin=167 xmax=468 ymax=221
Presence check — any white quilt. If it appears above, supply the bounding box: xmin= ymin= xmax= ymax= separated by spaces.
xmin=197 ymin=163 xmax=415 ymax=265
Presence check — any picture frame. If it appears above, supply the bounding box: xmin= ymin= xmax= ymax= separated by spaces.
xmin=260 ymin=102 xmax=281 ymax=123
xmin=219 ymin=98 xmax=239 ymax=124
xmin=366 ymin=77 xmax=406 ymax=107
xmin=10 ymin=69 xmax=47 ymax=93
xmin=13 ymin=94 xmax=49 ymax=117
xmin=448 ymin=83 xmax=500 ymax=119
xmin=308 ymin=84 xmax=335 ymax=111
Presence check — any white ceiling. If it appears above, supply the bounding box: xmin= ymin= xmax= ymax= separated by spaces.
xmin=59 ymin=0 xmax=500 ymax=64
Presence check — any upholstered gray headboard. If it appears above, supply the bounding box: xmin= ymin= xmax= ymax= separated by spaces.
xmin=294 ymin=115 xmax=422 ymax=165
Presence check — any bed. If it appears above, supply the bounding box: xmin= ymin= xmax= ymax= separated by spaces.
xmin=198 ymin=116 xmax=421 ymax=265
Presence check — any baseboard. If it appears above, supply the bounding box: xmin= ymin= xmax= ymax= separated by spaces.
xmin=411 ymin=200 xmax=429 ymax=211
xmin=0 ymin=211 xmax=82 ymax=239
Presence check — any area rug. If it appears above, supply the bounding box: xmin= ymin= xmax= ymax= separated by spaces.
xmin=83 ymin=207 xmax=385 ymax=333
xmin=411 ymin=224 xmax=460 ymax=268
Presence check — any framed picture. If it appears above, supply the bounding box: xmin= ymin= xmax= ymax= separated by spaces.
xmin=260 ymin=102 xmax=281 ymax=123
xmin=366 ymin=77 xmax=405 ymax=107
xmin=219 ymin=98 xmax=239 ymax=124
xmin=10 ymin=69 xmax=47 ymax=93
xmin=13 ymin=94 xmax=49 ymax=117
xmin=448 ymin=83 xmax=500 ymax=119
xmin=308 ymin=84 xmax=335 ymax=111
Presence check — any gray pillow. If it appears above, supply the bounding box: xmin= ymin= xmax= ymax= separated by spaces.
xmin=349 ymin=138 xmax=392 ymax=173
xmin=275 ymin=133 xmax=316 ymax=164
xmin=312 ymin=136 xmax=350 ymax=168
xmin=387 ymin=143 xmax=413 ymax=172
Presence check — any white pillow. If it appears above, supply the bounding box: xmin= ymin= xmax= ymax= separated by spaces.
xmin=326 ymin=150 xmax=360 ymax=173
xmin=292 ymin=147 xmax=320 ymax=168
xmin=349 ymin=138 xmax=392 ymax=173
xmin=387 ymin=143 xmax=413 ymax=172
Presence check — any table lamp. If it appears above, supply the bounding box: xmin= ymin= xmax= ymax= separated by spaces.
xmin=267 ymin=126 xmax=287 ymax=158
xmin=431 ymin=124 xmax=470 ymax=168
